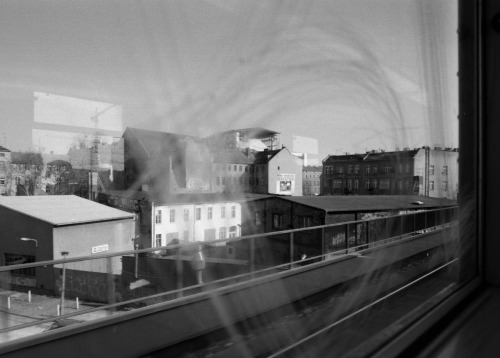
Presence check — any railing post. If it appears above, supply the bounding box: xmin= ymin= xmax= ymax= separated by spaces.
xmin=345 ymin=224 xmax=349 ymax=253
xmin=250 ymin=238 xmax=255 ymax=276
xmin=366 ymin=220 xmax=370 ymax=245
xmin=176 ymin=249 xmax=183 ymax=298
xmin=321 ymin=227 xmax=325 ymax=260
xmin=289 ymin=232 xmax=294 ymax=268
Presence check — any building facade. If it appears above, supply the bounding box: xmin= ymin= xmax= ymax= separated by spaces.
xmin=152 ymin=197 xmax=243 ymax=247
xmin=0 ymin=195 xmax=135 ymax=300
xmin=253 ymin=147 xmax=304 ymax=196
xmin=211 ymin=150 xmax=254 ymax=193
xmin=0 ymin=146 xmax=11 ymax=195
xmin=302 ymin=166 xmax=322 ymax=195
xmin=321 ymin=147 xmax=459 ymax=199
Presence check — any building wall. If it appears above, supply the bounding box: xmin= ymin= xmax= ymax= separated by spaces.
xmin=52 ymin=219 xmax=135 ymax=275
xmin=153 ymin=201 xmax=242 ymax=246
xmin=414 ymin=148 xmax=459 ymax=199
xmin=211 ymin=163 xmax=253 ymax=193
xmin=0 ymin=206 xmax=55 ymax=291
xmin=303 ymin=167 xmax=322 ymax=195
xmin=266 ymin=149 xmax=303 ymax=196
xmin=321 ymin=148 xmax=458 ymax=198
xmin=0 ymin=151 xmax=11 ymax=195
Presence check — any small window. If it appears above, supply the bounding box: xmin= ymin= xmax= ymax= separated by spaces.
xmin=155 ymin=210 xmax=162 ymax=224
xmin=196 ymin=208 xmax=201 ymax=220
xmin=299 ymin=216 xmax=312 ymax=228
xmin=184 ymin=209 xmax=189 ymax=221
xmin=219 ymin=227 xmax=227 ymax=239
xmin=442 ymin=181 xmax=448 ymax=191
xmin=429 ymin=165 xmax=435 ymax=175
xmin=442 ymin=165 xmax=448 ymax=175
xmin=231 ymin=206 xmax=236 ymax=218
xmin=229 ymin=226 xmax=237 ymax=238
xmin=155 ymin=234 xmax=162 ymax=247
xmin=255 ymin=211 xmax=262 ymax=225
xmin=429 ymin=181 xmax=435 ymax=190
xmin=221 ymin=206 xmax=226 ymax=219
xmin=208 ymin=207 xmax=213 ymax=220
xmin=272 ymin=214 xmax=283 ymax=229
xmin=169 ymin=209 xmax=175 ymax=223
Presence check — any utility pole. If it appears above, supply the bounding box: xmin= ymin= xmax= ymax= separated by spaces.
xmin=89 ymin=104 xmax=116 ymax=200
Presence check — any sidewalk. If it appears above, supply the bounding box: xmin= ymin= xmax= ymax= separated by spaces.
xmin=0 ymin=289 xmax=112 ymax=344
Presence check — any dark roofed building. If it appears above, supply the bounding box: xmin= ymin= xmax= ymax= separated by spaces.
xmin=123 ymin=127 xmax=212 ymax=201
xmin=211 ymin=150 xmax=254 ymax=193
xmin=259 ymin=194 xmax=456 ymax=233
xmin=322 ymin=147 xmax=459 ymax=199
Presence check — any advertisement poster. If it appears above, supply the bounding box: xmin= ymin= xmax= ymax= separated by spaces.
xmin=277 ymin=174 xmax=295 ymax=195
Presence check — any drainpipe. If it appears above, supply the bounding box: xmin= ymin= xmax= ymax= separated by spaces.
xmin=151 ymin=201 xmax=155 ymax=249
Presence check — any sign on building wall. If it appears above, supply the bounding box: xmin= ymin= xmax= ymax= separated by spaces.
xmin=277 ymin=174 xmax=295 ymax=195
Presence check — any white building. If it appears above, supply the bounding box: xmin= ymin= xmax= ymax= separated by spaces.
xmin=152 ymin=194 xmax=245 ymax=248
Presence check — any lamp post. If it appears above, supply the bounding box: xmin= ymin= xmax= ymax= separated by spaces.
xmin=19 ymin=237 xmax=38 ymax=247
xmin=60 ymin=251 xmax=69 ymax=315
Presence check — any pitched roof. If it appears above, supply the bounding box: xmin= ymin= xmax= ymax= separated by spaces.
xmin=0 ymin=146 xmax=11 ymax=152
xmin=324 ymin=149 xmax=421 ymax=163
xmin=211 ymin=150 xmax=254 ymax=164
xmin=11 ymin=152 xmax=44 ymax=165
xmin=278 ymin=195 xmax=456 ymax=213
xmin=102 ymin=190 xmax=271 ymax=205
xmin=253 ymin=149 xmax=282 ymax=164
xmin=0 ymin=195 xmax=134 ymax=226
xmin=124 ymin=127 xmax=194 ymax=158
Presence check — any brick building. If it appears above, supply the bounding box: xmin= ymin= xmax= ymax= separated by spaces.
xmin=322 ymin=147 xmax=459 ymax=199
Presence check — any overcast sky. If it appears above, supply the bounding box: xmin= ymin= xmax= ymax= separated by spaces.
xmin=0 ymin=0 xmax=457 ymax=160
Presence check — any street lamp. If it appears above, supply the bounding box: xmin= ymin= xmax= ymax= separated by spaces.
xmin=60 ymin=251 xmax=69 ymax=315
xmin=19 ymin=237 xmax=38 ymax=247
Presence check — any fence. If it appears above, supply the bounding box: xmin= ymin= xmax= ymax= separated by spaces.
xmin=0 ymin=207 xmax=457 ymax=342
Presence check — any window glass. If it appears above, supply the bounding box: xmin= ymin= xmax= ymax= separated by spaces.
xmin=0 ymin=1 xmax=471 ymax=356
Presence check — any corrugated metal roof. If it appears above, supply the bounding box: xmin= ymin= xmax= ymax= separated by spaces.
xmin=279 ymin=195 xmax=456 ymax=213
xmin=0 ymin=195 xmax=135 ymax=226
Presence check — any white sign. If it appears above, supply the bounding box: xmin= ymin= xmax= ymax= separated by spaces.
xmin=91 ymin=244 xmax=109 ymax=254
xmin=276 ymin=174 xmax=295 ymax=195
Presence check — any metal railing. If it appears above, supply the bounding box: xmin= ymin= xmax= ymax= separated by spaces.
xmin=0 ymin=207 xmax=457 ymax=343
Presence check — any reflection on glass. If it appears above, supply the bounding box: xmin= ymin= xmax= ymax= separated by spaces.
xmin=0 ymin=1 xmax=467 ymax=357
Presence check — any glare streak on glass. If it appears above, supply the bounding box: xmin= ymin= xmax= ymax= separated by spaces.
xmin=0 ymin=0 xmax=462 ymax=356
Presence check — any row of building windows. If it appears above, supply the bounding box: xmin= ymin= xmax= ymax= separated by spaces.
xmin=324 ymin=178 xmax=449 ymax=191
xmin=155 ymin=206 xmax=237 ymax=224
xmin=325 ymin=164 xmax=449 ymax=176
xmin=216 ymin=176 xmax=254 ymax=186
xmin=154 ymin=225 xmax=240 ymax=246
xmin=215 ymin=164 xmax=249 ymax=172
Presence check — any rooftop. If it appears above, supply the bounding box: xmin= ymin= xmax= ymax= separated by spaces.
xmin=0 ymin=195 xmax=135 ymax=226
xmin=124 ymin=127 xmax=196 ymax=158
xmin=279 ymin=195 xmax=456 ymax=213
xmin=103 ymin=190 xmax=272 ymax=205
xmin=211 ymin=150 xmax=254 ymax=165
